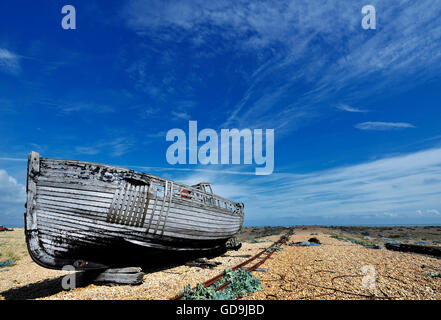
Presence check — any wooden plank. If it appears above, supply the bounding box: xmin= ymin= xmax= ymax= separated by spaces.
xmin=38 ymin=210 xmax=239 ymax=238
xmin=37 ymin=202 xmax=241 ymax=235
xmin=37 ymin=175 xmax=120 ymax=190
xmin=145 ymin=187 xmax=158 ymax=233
xmin=185 ymin=258 xmax=222 ymax=268
xmin=107 ymin=184 xmax=121 ymax=224
xmin=37 ymin=197 xmax=110 ymax=213
xmin=153 ymin=181 xmax=168 ymax=235
xmin=38 ymin=185 xmax=115 ymax=199
xmin=103 ymin=267 xmax=142 ymax=273
xmin=37 ymin=180 xmax=117 ymax=194
xmin=37 ymin=194 xmax=111 ymax=208
xmin=160 ymin=181 xmax=174 ymax=236
xmin=137 ymin=185 xmax=150 ymax=227
xmin=37 ymin=211 xmax=238 ymax=243
xmin=385 ymin=243 xmax=441 ymax=257
xmin=37 ymin=204 xmax=241 ymax=235
xmin=90 ymin=270 xmax=145 ymax=285
xmin=37 ymin=190 xmax=113 ymax=204
xmin=36 ymin=200 xmax=241 ymax=233
xmin=26 ymin=151 xmax=40 ymax=231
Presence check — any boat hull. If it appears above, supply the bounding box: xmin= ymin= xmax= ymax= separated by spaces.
xmin=25 ymin=152 xmax=244 ymax=270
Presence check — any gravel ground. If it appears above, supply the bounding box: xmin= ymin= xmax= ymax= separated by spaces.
xmin=1 ymin=229 xmax=439 ymax=300
xmin=247 ymin=230 xmax=441 ymax=300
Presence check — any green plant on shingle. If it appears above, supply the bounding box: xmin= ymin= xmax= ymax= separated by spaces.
xmin=427 ymin=272 xmax=441 ymax=278
xmin=266 ymin=245 xmax=282 ymax=253
xmin=182 ymin=268 xmax=263 ymax=300
xmin=330 ymin=234 xmax=346 ymax=241
xmin=0 ymin=258 xmax=16 ymax=268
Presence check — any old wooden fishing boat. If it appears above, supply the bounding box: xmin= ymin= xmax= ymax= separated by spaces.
xmin=25 ymin=152 xmax=244 ymax=270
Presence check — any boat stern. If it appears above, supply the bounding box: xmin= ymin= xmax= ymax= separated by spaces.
xmin=24 ymin=151 xmax=107 ymax=270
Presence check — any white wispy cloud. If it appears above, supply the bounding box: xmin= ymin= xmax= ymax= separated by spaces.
xmin=60 ymin=102 xmax=115 ymax=114
xmin=160 ymin=146 xmax=441 ymax=225
xmin=355 ymin=122 xmax=415 ymax=131
xmin=0 ymin=157 xmax=27 ymax=162
xmin=0 ymin=169 xmax=26 ymax=226
xmin=0 ymin=48 xmax=21 ymax=75
xmin=123 ymin=1 xmax=441 ymax=134
xmin=132 ymin=165 xmax=256 ymax=176
xmin=37 ymin=97 xmax=122 ymax=115
xmin=251 ymin=147 xmax=441 ymax=224
xmin=417 ymin=209 xmax=440 ymax=217
xmin=75 ymin=138 xmax=133 ymax=157
xmin=336 ymin=104 xmax=368 ymax=113
xmin=171 ymin=110 xmax=191 ymax=120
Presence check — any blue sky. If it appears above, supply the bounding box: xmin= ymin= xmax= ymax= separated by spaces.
xmin=1 ymin=0 xmax=441 ymax=226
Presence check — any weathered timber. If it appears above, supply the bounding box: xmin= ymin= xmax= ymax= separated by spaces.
xmin=225 ymin=237 xmax=242 ymax=251
xmin=185 ymin=258 xmax=222 ymax=268
xmin=221 ymin=254 xmax=252 ymax=258
xmin=25 ymin=152 xmax=244 ymax=270
xmin=240 ymin=267 xmax=268 ymax=273
xmin=85 ymin=267 xmax=145 ymax=285
xmin=385 ymin=243 xmax=441 ymax=257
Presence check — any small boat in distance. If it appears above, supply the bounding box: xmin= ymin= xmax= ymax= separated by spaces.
xmin=25 ymin=152 xmax=244 ymax=270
